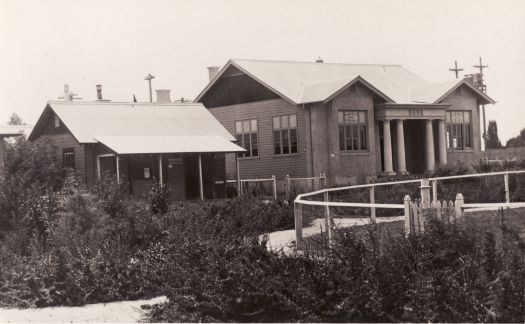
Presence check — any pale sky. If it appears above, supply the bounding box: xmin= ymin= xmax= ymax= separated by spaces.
xmin=1 ymin=0 xmax=524 ymax=142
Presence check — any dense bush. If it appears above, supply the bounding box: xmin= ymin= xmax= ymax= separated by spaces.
xmin=0 ymin=137 xmax=64 ymax=231
xmin=148 ymin=209 xmax=525 ymax=322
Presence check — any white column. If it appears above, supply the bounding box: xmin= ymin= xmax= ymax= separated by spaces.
xmin=425 ymin=119 xmax=436 ymax=172
xmin=382 ymin=120 xmax=394 ymax=175
xmin=235 ymin=153 xmax=241 ymax=196
xmin=158 ymin=154 xmax=163 ymax=186
xmin=198 ymin=153 xmax=204 ymax=200
xmin=437 ymin=119 xmax=447 ymax=166
xmin=115 ymin=155 xmax=120 ymax=184
xmin=396 ymin=120 xmax=407 ymax=174
xmin=96 ymin=156 xmax=101 ymax=180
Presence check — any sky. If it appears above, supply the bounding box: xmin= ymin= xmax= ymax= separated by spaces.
xmin=0 ymin=0 xmax=524 ymax=142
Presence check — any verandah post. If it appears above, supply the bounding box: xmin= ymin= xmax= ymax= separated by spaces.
xmin=294 ymin=201 xmax=303 ymax=250
xmin=235 ymin=154 xmax=241 ymax=197
xmin=115 ymin=155 xmax=120 ymax=184
xmin=198 ymin=153 xmax=204 ymax=200
xmin=158 ymin=154 xmax=163 ymax=187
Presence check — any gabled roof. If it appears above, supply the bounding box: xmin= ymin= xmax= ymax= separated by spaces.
xmin=29 ymin=101 xmax=244 ymax=154
xmin=409 ymin=79 xmax=496 ymax=105
xmin=195 ymin=59 xmax=496 ymax=105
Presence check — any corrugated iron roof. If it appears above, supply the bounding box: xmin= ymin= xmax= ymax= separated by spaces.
xmin=96 ymin=135 xmax=245 ymax=154
xmin=0 ymin=124 xmax=32 ymax=137
xmin=196 ymin=59 xmax=495 ymax=105
xmin=32 ymin=101 xmax=237 ymax=144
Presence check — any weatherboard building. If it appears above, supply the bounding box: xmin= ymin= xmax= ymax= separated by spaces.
xmin=29 ymin=88 xmax=244 ymax=200
xmin=196 ymin=59 xmax=496 ymax=186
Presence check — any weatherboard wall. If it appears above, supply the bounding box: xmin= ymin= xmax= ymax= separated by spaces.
xmin=440 ymin=85 xmax=483 ymax=165
xmin=207 ymin=99 xmax=308 ymax=181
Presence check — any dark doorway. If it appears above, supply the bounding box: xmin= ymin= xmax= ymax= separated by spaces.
xmin=404 ymin=120 xmax=426 ymax=174
xmin=166 ymin=155 xmax=185 ymax=201
xmin=184 ymin=155 xmax=200 ymax=200
xmin=183 ymin=154 xmax=227 ymax=200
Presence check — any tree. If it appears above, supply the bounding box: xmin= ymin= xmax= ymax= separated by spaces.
xmin=486 ymin=120 xmax=502 ymax=149
xmin=506 ymin=128 xmax=525 ymax=148
xmin=7 ymin=113 xmax=25 ymax=125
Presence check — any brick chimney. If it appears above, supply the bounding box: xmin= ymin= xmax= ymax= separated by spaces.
xmin=96 ymin=84 xmax=103 ymax=100
xmin=156 ymin=89 xmax=171 ymax=103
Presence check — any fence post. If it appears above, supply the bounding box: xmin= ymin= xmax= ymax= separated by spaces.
xmin=455 ymin=193 xmax=464 ymax=220
xmin=420 ymin=179 xmax=431 ymax=203
xmin=285 ymin=174 xmax=290 ymax=199
xmin=504 ymin=173 xmax=510 ymax=203
xmin=370 ymin=186 xmax=376 ymax=222
xmin=324 ymin=191 xmax=332 ymax=248
xmin=404 ymin=195 xmax=411 ymax=237
xmin=432 ymin=180 xmax=438 ymax=203
xmin=294 ymin=201 xmax=303 ymax=250
xmin=322 ymin=172 xmax=327 ymax=189
xmin=272 ymin=175 xmax=277 ymax=200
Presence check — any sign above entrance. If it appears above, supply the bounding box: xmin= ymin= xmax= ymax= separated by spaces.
xmin=375 ymin=103 xmax=448 ymax=120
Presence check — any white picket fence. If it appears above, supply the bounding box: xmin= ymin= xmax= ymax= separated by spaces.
xmin=294 ymin=170 xmax=525 ymax=250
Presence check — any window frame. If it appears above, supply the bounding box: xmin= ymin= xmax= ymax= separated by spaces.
xmin=338 ymin=110 xmax=369 ymax=152
xmin=446 ymin=110 xmax=472 ymax=150
xmin=234 ymin=118 xmax=259 ymax=158
xmin=273 ymin=113 xmax=298 ymax=156
xmin=62 ymin=148 xmax=75 ymax=171
xmin=54 ymin=115 xmax=60 ymax=128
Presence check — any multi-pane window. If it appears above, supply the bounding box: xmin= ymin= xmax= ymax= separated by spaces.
xmin=54 ymin=115 xmax=60 ymax=128
xmin=446 ymin=111 xmax=472 ymax=149
xmin=273 ymin=114 xmax=298 ymax=155
xmin=63 ymin=148 xmax=75 ymax=170
xmin=338 ymin=111 xmax=368 ymax=151
xmin=235 ymin=119 xmax=258 ymax=157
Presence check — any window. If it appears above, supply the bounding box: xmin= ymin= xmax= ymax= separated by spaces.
xmin=455 ymin=87 xmax=463 ymax=96
xmin=446 ymin=111 xmax=472 ymax=149
xmin=54 ymin=115 xmax=60 ymax=128
xmin=338 ymin=111 xmax=368 ymax=151
xmin=273 ymin=114 xmax=298 ymax=155
xmin=235 ymin=119 xmax=258 ymax=157
xmin=63 ymin=148 xmax=75 ymax=170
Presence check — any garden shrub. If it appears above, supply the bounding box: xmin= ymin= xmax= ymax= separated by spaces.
xmin=146 ymin=182 xmax=169 ymax=214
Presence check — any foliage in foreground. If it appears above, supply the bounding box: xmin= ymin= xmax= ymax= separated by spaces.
xmin=148 ymin=209 xmax=525 ymax=323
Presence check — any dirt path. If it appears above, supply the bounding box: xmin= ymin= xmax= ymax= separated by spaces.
xmin=0 ymin=296 xmax=167 ymax=323
xmin=263 ymin=216 xmax=404 ymax=253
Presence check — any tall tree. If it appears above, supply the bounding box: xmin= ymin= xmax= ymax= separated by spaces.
xmin=506 ymin=127 xmax=525 ymax=147
xmin=7 ymin=113 xmax=25 ymax=125
xmin=486 ymin=120 xmax=502 ymax=149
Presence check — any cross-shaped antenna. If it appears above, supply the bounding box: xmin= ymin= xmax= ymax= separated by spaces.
xmin=473 ymin=57 xmax=488 ymax=76
xmin=57 ymin=84 xmax=82 ymax=101
xmin=449 ymin=60 xmax=464 ymax=79
xmin=144 ymin=73 xmax=155 ymax=102
xmin=473 ymin=57 xmax=488 ymax=93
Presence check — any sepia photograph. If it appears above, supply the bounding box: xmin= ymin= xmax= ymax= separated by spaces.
xmin=0 ymin=0 xmax=524 ymax=322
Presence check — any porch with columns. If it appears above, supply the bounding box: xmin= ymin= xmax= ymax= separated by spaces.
xmin=375 ymin=104 xmax=449 ymax=175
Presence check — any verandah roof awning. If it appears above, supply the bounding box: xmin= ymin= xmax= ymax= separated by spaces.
xmin=95 ymin=135 xmax=245 ymax=155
